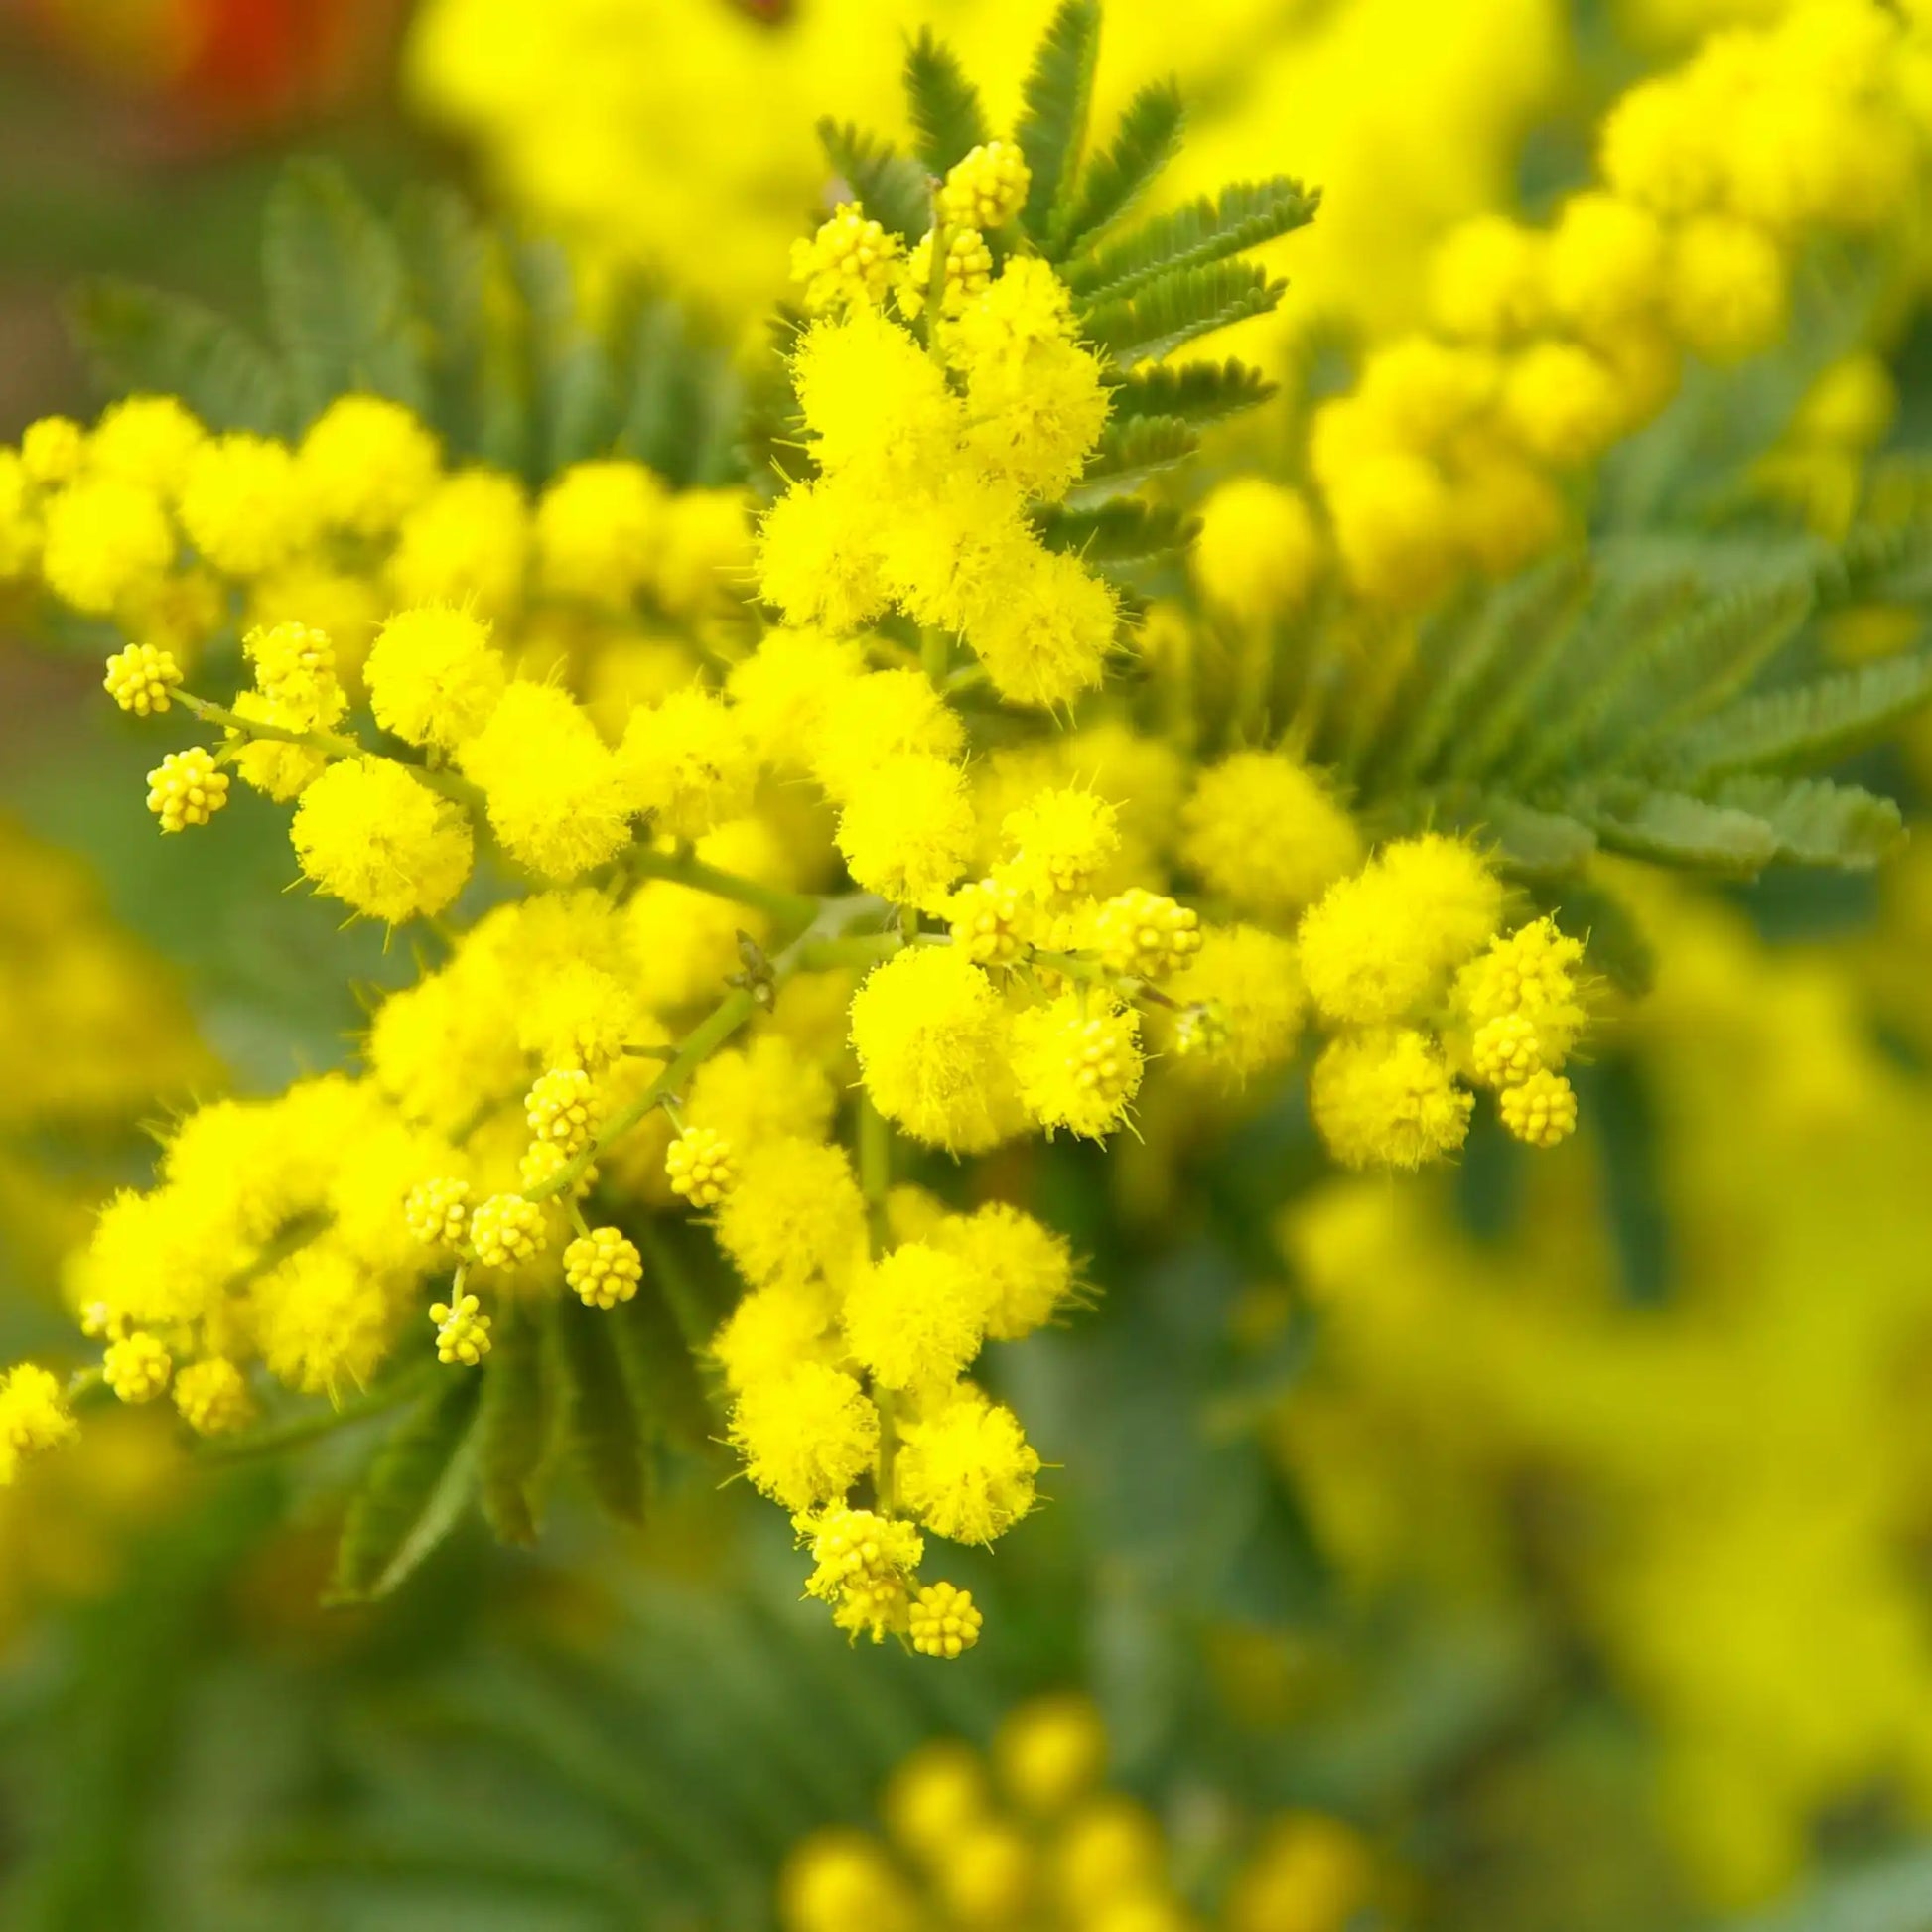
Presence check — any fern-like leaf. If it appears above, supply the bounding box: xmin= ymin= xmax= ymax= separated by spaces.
xmin=69 ymin=278 xmax=290 ymax=435
xmin=1066 ymin=177 xmax=1317 ymax=307
xmin=815 ymin=119 xmax=931 ymax=241
xmin=1707 ymin=775 xmax=1902 ymax=868
xmin=1035 ymin=498 xmax=1195 ymax=564
xmin=1069 ymin=414 xmax=1199 ymax=501
xmin=478 ymin=1305 xmax=549 ymax=1549
xmin=263 ymin=159 xmax=427 ymax=421
xmin=1054 ymin=78 xmax=1184 ymax=257
xmin=1106 ymin=357 xmax=1277 ymax=426
xmin=1670 ymin=652 xmax=1932 ymax=781
xmin=1573 ymin=785 xmax=1780 ymax=876
xmin=1082 ymin=260 xmax=1285 ymax=369
xmin=904 ymin=28 xmax=989 ymax=177
xmin=1016 ymin=0 xmax=1101 ymax=247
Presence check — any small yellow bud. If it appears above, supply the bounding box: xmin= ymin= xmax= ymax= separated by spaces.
xmin=948 ymin=877 xmax=1030 ymax=967
xmin=173 ymin=1358 xmax=256 ymax=1437
xmin=21 ymin=414 xmax=85 ymax=484
xmin=909 ymin=1580 xmax=983 ymax=1659
xmin=1092 ymin=889 xmax=1201 ymax=981
xmin=519 ymin=1139 xmax=596 ymax=1199
xmin=562 ymin=1226 xmax=643 ymax=1310
xmin=103 ymin=1330 xmax=173 ymax=1404
xmin=1499 ymin=1069 xmax=1578 ymax=1149
xmin=469 ymin=1193 xmax=548 ymax=1269
xmin=940 ymin=141 xmax=1031 ymax=231
xmin=1469 ymin=1013 xmax=1547 ymax=1089
xmin=429 ymin=1291 xmax=492 ymax=1365
xmin=145 ymin=747 xmax=228 ymax=832
xmin=404 ymin=1176 xmax=472 ymax=1249
xmin=104 ymin=641 xmax=186 ymax=716
xmin=526 ymin=1065 xmax=599 ymax=1153
xmin=666 ymin=1125 xmax=737 ymax=1208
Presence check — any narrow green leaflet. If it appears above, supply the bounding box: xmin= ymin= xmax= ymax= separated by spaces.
xmin=1708 ymin=775 xmax=1903 ymax=868
xmin=262 ymin=159 xmax=428 ymax=422
xmin=1054 ymin=77 xmax=1185 ymax=257
xmin=1066 ymin=178 xmax=1317 ymax=306
xmin=69 ymin=279 xmax=291 ymax=436
xmin=815 ymin=119 xmax=932 ymax=242
xmin=904 ymin=27 xmax=989 ymax=177
xmin=609 ymin=1285 xmax=715 ymax=1455
xmin=478 ymin=1303 xmax=551 ymax=1548
xmin=1575 ymin=785 xmax=1780 ymax=876
xmin=326 ymin=1369 xmax=483 ymax=1604
xmin=515 ymin=238 xmax=621 ymax=479
xmin=552 ymin=1296 xmax=653 ymax=1525
xmin=1070 ymin=413 xmax=1199 ymax=499
xmin=1015 ymin=0 xmax=1102 ymax=246
xmin=1082 ymin=260 xmax=1286 ymax=369
xmin=1106 ymin=357 xmax=1277 ymax=426
xmin=1671 ymin=652 xmax=1932 ymax=781
xmin=1036 ymin=497 xmax=1195 ymax=564
xmin=395 ymin=184 xmax=495 ymax=460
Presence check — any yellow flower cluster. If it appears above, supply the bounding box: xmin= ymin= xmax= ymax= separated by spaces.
xmin=779 ymin=1692 xmax=1378 ymax=1932
xmin=1190 ymin=0 xmax=1927 ymax=615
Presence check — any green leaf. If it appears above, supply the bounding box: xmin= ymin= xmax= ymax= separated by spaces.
xmin=552 ymin=1295 xmax=652 ymax=1526
xmin=1106 ymin=357 xmax=1277 ymax=427
xmin=1604 ymin=576 xmax=1816 ymax=770
xmin=1672 ymin=653 xmax=1932 ymax=781
xmin=326 ymin=1369 xmax=482 ymax=1604
xmin=1573 ymin=785 xmax=1779 ymax=876
xmin=1824 ymin=514 xmax=1932 ymax=606
xmin=1067 ymin=178 xmax=1317 ymax=306
xmin=69 ymin=278 xmax=291 ymax=435
xmin=1533 ymin=880 xmax=1655 ymax=998
xmin=514 ymin=239 xmax=620 ymax=479
xmin=1707 ymin=1844 xmax=1932 ymax=1932
xmin=1082 ymin=260 xmax=1286 ymax=369
xmin=1056 ymin=77 xmax=1185 ymax=257
xmin=1035 ymin=497 xmax=1196 ymax=564
xmin=262 ymin=158 xmax=428 ymax=422
xmin=478 ymin=1303 xmax=549 ymax=1548
xmin=1707 ymin=775 xmax=1903 ymax=869
xmin=1476 ymin=795 xmax=1599 ymax=877
xmin=609 ymin=1283 xmax=715 ymax=1455
xmin=815 ymin=119 xmax=931 ymax=241
xmin=394 ymin=184 xmax=497 ymax=461
xmin=622 ymin=298 xmax=744 ymax=489
xmin=1070 ymin=413 xmax=1199 ymax=501
xmin=1016 ymin=0 xmax=1102 ymax=247
xmin=904 ymin=27 xmax=988 ymax=177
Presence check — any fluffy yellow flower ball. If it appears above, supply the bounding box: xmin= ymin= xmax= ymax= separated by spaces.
xmin=836 ymin=755 xmax=976 ymax=907
xmin=731 ymin=1360 xmax=879 ymax=1512
xmin=897 ymin=1386 xmax=1040 ymax=1544
xmin=365 ymin=605 xmax=507 ymax=750
xmin=1309 ymin=1029 xmax=1473 ymax=1171
xmin=1192 ymin=479 xmax=1324 ymax=623
xmin=843 ymin=1241 xmax=990 ymax=1391
xmin=290 ymin=758 xmax=475 ymax=924
xmin=42 ymin=476 xmax=175 ymax=614
xmin=298 ymin=394 xmax=441 ymax=536
xmin=1180 ymin=751 xmax=1361 ymax=920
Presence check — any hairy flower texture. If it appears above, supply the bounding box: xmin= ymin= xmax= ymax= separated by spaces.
xmin=811 ymin=669 xmax=965 ymax=804
xmin=1180 ymin=752 xmax=1362 ymax=920
xmin=0 ymin=1365 xmax=76 ymax=1485
xmin=793 ymin=307 xmax=957 ymax=482
xmin=732 ymin=1360 xmax=879 ymax=1512
xmin=1000 ymin=787 xmax=1120 ymax=905
xmin=1299 ymin=835 xmax=1502 ymax=1027
xmin=42 ymin=475 xmax=175 ymax=614
xmin=458 ymin=682 xmax=632 ymax=880
xmin=898 ymin=1385 xmax=1039 ymax=1545
xmin=725 ymin=626 xmax=867 ymax=769
xmin=756 ymin=476 xmax=890 ymax=634
xmin=618 ymin=687 xmax=757 ymax=839
xmin=290 ymin=758 xmax=475 ymax=924
xmin=844 ymin=1242 xmax=990 ymax=1392
xmin=1310 ymin=1029 xmax=1473 ymax=1171
xmin=389 ymin=468 xmax=530 ymax=617
xmin=298 ymin=394 xmax=441 ymax=537
xmin=713 ymin=1283 xmax=837 ymax=1395
xmin=254 ymin=1245 xmax=402 ymax=1398
xmin=1454 ymin=916 xmax=1588 ymax=1058
xmin=801 ymin=1505 xmax=925 ymax=1643
xmin=850 ymin=946 xmax=1023 ymax=1155
xmin=970 ymin=545 xmax=1119 ymax=711
xmin=713 ymin=1137 xmax=867 ymax=1294
xmin=21 ymin=414 xmax=83 ymax=485
xmin=790 ymin=202 xmax=902 ymax=315
xmin=928 ymin=1202 xmax=1073 ymax=1344
xmin=180 ymin=432 xmax=311 ymax=577
xmin=1165 ymin=925 xmax=1308 ymax=1086
xmin=686 ymin=1035 xmax=835 ymax=1155
xmin=1011 ymin=993 xmax=1144 ymax=1141
xmin=836 ymin=755 xmax=976 ymax=909
xmin=535 ymin=459 xmax=667 ymax=605
xmin=365 ymin=605 xmax=507 ymax=749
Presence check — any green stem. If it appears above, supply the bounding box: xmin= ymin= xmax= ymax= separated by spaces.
xmin=921 ymin=627 xmax=951 ymax=689
xmin=626 ymin=847 xmax=820 ymax=930
xmin=197 ymin=1363 xmax=436 ymax=1462
xmin=793 ymin=931 xmax=904 ymax=972
xmin=1031 ymin=948 xmax=1102 ymax=981
xmin=179 ymin=692 xmax=485 ymax=810
xmin=857 ymin=1093 xmax=892 ymax=1258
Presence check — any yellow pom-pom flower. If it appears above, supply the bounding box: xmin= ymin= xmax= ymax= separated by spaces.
xmin=89 ymin=394 xmax=205 ymax=493
xmin=930 ymin=1201 xmax=1073 ymax=1343
xmin=898 ymin=1386 xmax=1039 ymax=1544
xmin=789 ymin=202 xmax=904 ymax=314
xmin=665 ymin=1125 xmax=738 ymax=1208
xmin=1192 ymin=479 xmax=1324 ymax=623
xmin=1666 ymin=216 xmax=1789 ymax=365
xmin=365 ymin=605 xmax=506 ymax=750
xmin=179 ymin=431 xmax=309 ymax=577
xmin=563 ymin=1226 xmax=643 ymax=1309
xmin=836 ymin=755 xmax=976 ymax=908
xmin=297 ymin=394 xmax=440 ymax=536
xmin=1092 ymin=889 xmax=1201 ymax=981
xmin=0 ymin=1364 xmax=77 ymax=1484
xmin=1180 ymin=751 xmax=1361 ymax=920
xmin=800 ymin=1505 xmax=924 ymax=1643
xmin=843 ymin=1241 xmax=990 ymax=1392
xmin=1011 ymin=992 xmax=1144 ymax=1140
xmin=42 ymin=476 xmax=175 ymax=614
xmin=714 ymin=1137 xmax=867 ymax=1292
xmin=21 ymin=414 xmax=84 ymax=485
xmin=850 ymin=946 xmax=1023 ymax=1154
xmin=290 ymin=758 xmax=475 ymax=924
xmin=103 ymin=1330 xmax=173 ymax=1403
xmin=430 ymin=1292 xmax=492 ymax=1366
xmin=1001 ymin=787 xmax=1120 ymax=904
xmin=909 ymin=1581 xmax=984 ymax=1660
xmin=146 ymin=747 xmax=229 ymax=833
xmin=731 ymin=1360 xmax=879 ymax=1512
xmin=103 ymin=641 xmax=184 ymax=716
xmin=1427 ymin=213 xmax=1547 ymax=345
xmin=1309 ymin=1029 xmax=1473 ymax=1171
xmin=526 ymin=1066 xmax=599 ymax=1154
xmin=536 ymin=459 xmax=667 ymax=605
xmin=618 ymin=687 xmax=758 ymax=840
